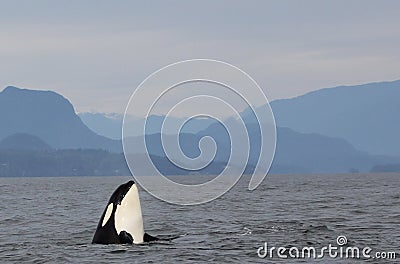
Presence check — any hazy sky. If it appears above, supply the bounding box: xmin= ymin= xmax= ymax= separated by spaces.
xmin=1 ymin=0 xmax=399 ymax=114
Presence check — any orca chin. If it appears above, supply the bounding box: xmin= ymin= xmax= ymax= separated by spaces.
xmin=92 ymin=180 xmax=159 ymax=244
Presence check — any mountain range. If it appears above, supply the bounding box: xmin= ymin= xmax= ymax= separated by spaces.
xmin=121 ymin=124 xmax=395 ymax=174
xmin=270 ymin=80 xmax=400 ymax=156
xmin=1 ymin=81 xmax=399 ymax=176
xmin=0 ymin=86 xmax=121 ymax=152
xmin=78 ymin=112 xmax=218 ymax=139
xmin=81 ymin=80 xmax=400 ymax=157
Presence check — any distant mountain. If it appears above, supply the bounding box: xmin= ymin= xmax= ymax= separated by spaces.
xmin=83 ymin=80 xmax=400 ymax=158
xmin=0 ymin=133 xmax=52 ymax=151
xmin=79 ymin=112 xmax=217 ymax=139
xmin=370 ymin=163 xmax=400 ymax=173
xmin=2 ymin=82 xmax=398 ymax=176
xmin=0 ymin=86 xmax=121 ymax=152
xmin=124 ymin=132 xmax=230 ymax=175
xmin=271 ymin=127 xmax=396 ymax=173
xmin=124 ymin=123 xmax=397 ymax=174
xmin=197 ymin=121 xmax=396 ymax=173
xmin=78 ymin=112 xmax=123 ymax=140
xmin=268 ymin=80 xmax=400 ymax=157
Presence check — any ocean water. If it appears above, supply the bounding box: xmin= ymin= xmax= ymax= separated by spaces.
xmin=0 ymin=173 xmax=399 ymax=263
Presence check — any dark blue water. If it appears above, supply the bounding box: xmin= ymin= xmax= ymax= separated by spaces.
xmin=0 ymin=173 xmax=399 ymax=263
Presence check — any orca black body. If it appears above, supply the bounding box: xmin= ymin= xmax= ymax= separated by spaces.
xmin=92 ymin=180 xmax=159 ymax=244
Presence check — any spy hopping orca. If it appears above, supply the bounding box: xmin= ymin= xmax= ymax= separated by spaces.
xmin=92 ymin=180 xmax=158 ymax=244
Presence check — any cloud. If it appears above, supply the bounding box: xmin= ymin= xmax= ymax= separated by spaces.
xmin=0 ymin=0 xmax=399 ymax=113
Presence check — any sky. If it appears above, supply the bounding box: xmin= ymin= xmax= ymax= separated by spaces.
xmin=1 ymin=0 xmax=400 ymax=114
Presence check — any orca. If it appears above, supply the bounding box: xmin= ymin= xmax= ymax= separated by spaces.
xmin=92 ymin=180 xmax=158 ymax=244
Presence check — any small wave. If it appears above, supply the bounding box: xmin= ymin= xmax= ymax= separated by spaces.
xmin=237 ymin=227 xmax=252 ymax=236
xmin=109 ymin=249 xmax=127 ymax=254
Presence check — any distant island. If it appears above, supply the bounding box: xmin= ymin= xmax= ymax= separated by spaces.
xmin=0 ymin=81 xmax=399 ymax=177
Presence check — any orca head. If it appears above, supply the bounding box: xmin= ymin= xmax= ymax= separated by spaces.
xmin=93 ymin=180 xmax=146 ymax=244
xmin=108 ymin=180 xmax=135 ymax=205
xmin=110 ymin=180 xmax=145 ymax=244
